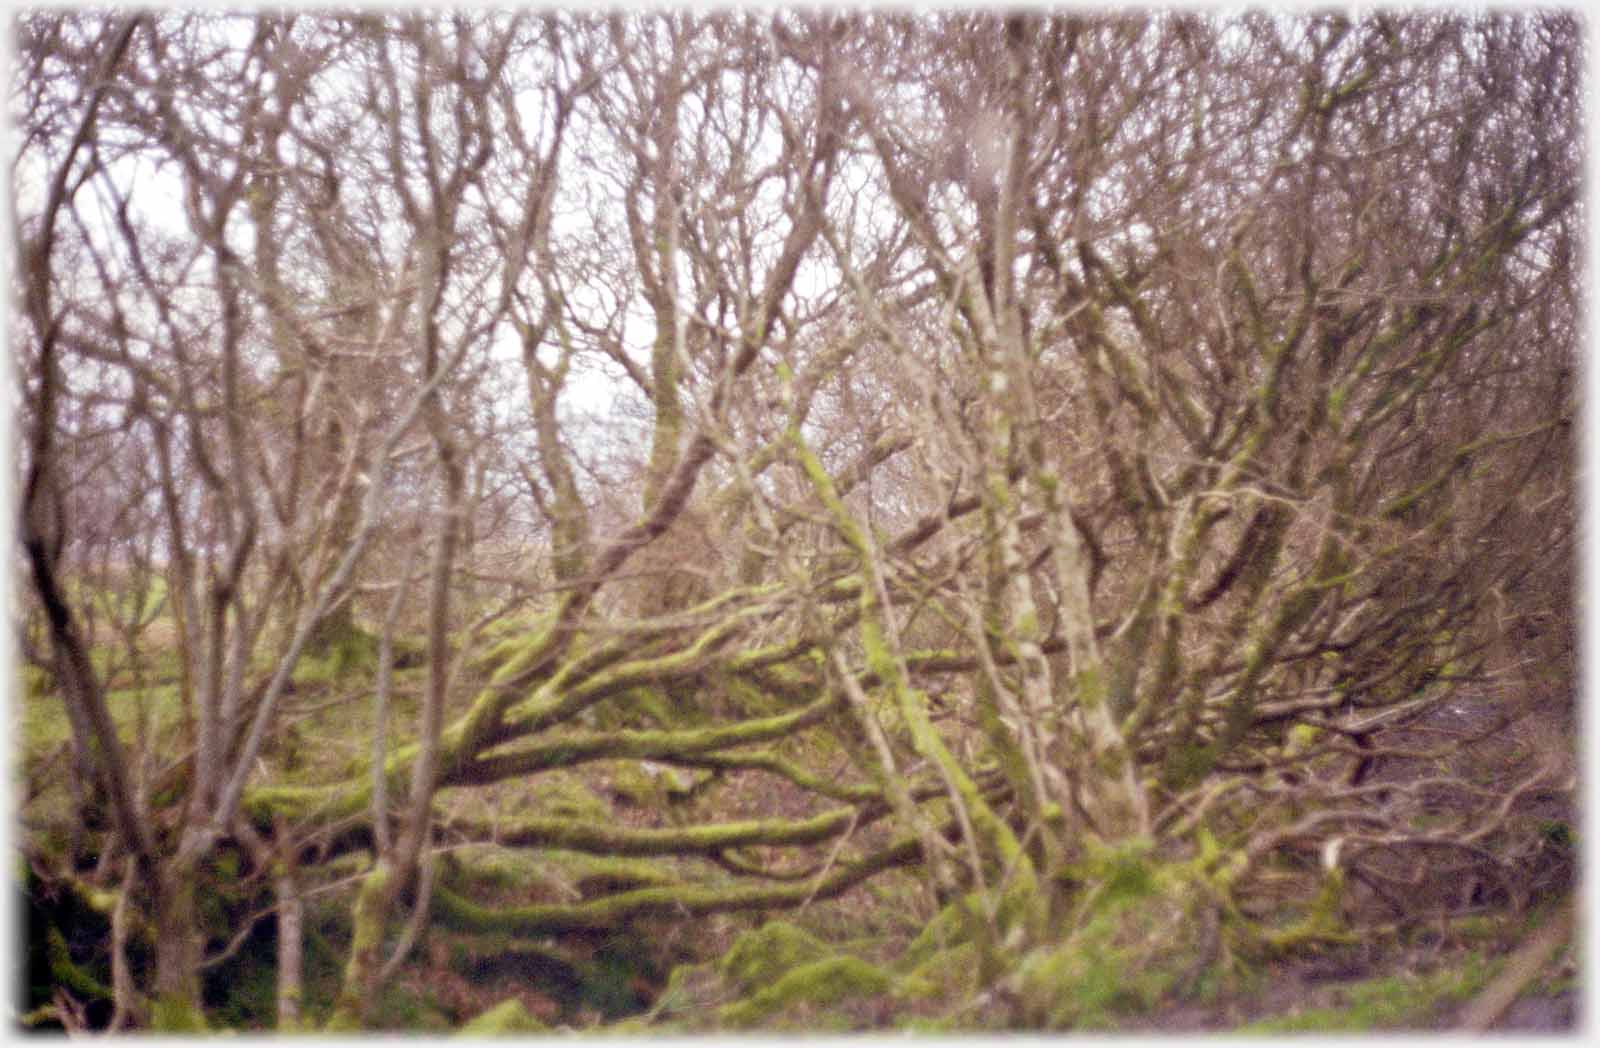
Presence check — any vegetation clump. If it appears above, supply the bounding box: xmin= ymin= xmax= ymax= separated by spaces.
xmin=718 ymin=955 xmax=895 ymax=1029
xmin=457 ymin=998 xmax=552 ymax=1035
xmin=717 ymin=920 xmax=832 ymax=992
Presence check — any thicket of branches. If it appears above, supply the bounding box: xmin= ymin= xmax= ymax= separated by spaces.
xmin=14 ymin=10 xmax=1577 ymax=1032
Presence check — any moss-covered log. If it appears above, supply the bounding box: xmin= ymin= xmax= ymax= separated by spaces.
xmin=431 ymin=834 xmax=924 ymax=936
xmin=441 ymin=806 xmax=859 ymax=857
xmin=449 ymin=691 xmax=843 ymax=785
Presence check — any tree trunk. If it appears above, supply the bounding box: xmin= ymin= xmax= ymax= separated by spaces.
xmin=151 ymin=860 xmax=206 ymax=1031
xmin=326 ymin=861 xmax=397 ymax=1030
xmin=276 ymin=864 xmax=304 ymax=1031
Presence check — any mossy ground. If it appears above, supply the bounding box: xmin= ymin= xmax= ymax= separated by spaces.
xmin=717 ymin=920 xmax=830 ymax=992
xmin=457 ymin=997 xmax=551 ymax=1034
xmin=16 ymin=608 xmax=1576 ymax=1035
xmin=718 ymin=955 xmax=895 ymax=1030
xmin=1235 ymin=958 xmax=1496 ymax=1033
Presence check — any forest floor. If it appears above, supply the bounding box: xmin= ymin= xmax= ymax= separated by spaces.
xmin=16 ymin=628 xmax=1579 ymax=1034
xmin=384 ymin=901 xmax=1579 ymax=1034
xmin=1133 ymin=937 xmax=1578 ymax=1034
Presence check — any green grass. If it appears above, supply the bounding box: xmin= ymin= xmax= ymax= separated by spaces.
xmin=17 ymin=614 xmax=425 ymax=757
xmin=19 ymin=680 xmax=186 ymax=751
xmin=19 ymin=685 xmax=72 ymax=752
xmin=64 ymin=573 xmax=169 ymax=627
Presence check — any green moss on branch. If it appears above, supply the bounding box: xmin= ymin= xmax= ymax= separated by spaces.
xmin=451 ymin=692 xmax=842 ymax=784
xmin=441 ymin=805 xmax=857 ymax=857
xmin=673 ymin=750 xmax=881 ymax=804
xmin=46 ymin=927 xmax=113 ymax=1003
xmin=431 ymin=835 xmax=922 ymax=936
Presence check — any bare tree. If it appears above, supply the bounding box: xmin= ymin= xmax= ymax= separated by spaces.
xmin=15 ymin=10 xmax=1576 ymax=1032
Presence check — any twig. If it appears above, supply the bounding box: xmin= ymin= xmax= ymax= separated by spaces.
xmin=378 ymin=848 xmax=437 ymax=983
xmin=108 ymin=857 xmax=142 ymax=1031
xmin=797 ymin=809 xmax=860 ymax=915
xmin=51 ymin=989 xmax=90 ymax=1035
xmin=201 ymin=866 xmax=372 ymax=970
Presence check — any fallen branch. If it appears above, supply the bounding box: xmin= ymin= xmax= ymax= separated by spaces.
xmin=1458 ymin=895 xmax=1574 ymax=1032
